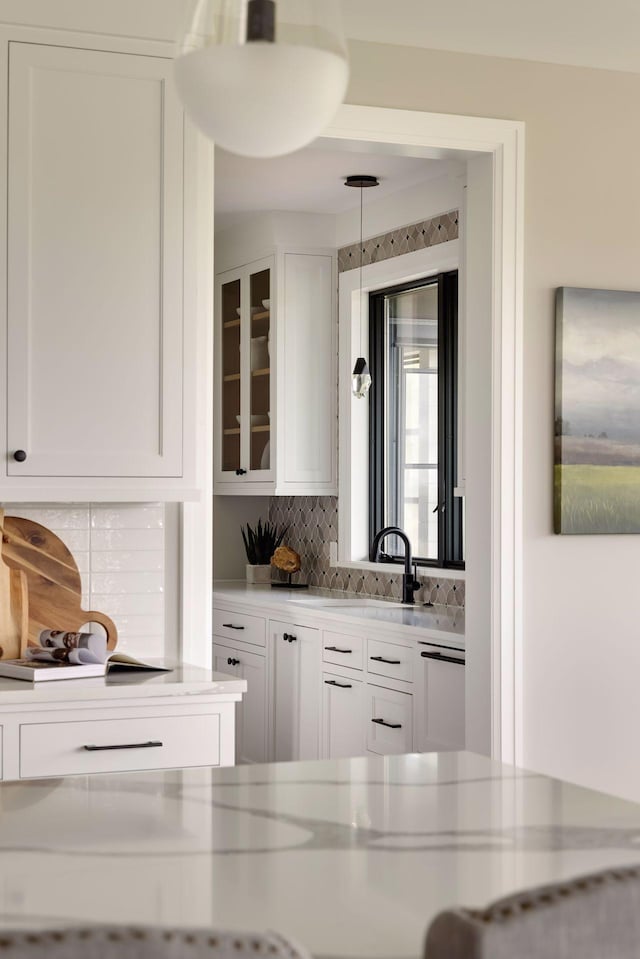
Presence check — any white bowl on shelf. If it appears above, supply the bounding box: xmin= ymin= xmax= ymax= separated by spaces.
xmin=262 ymin=298 xmax=271 ymax=310
xmin=235 ymin=307 xmax=241 ymax=318
xmin=251 ymin=336 xmax=269 ymax=371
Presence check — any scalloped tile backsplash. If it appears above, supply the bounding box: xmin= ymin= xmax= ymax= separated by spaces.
xmin=268 ymin=496 xmax=464 ymax=608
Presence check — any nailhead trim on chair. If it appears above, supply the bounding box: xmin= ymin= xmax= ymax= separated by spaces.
xmin=0 ymin=929 xmax=307 ymax=957
xmin=465 ymin=866 xmax=640 ymax=925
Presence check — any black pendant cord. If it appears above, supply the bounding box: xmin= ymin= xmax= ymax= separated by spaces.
xmin=359 ymin=182 xmax=364 ymax=356
xmin=247 ymin=0 xmax=275 ymax=42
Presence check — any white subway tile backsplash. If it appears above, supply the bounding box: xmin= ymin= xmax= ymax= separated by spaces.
xmin=90 ymin=550 xmax=164 ymax=573
xmin=90 ymin=571 xmax=164 ymax=595
xmin=109 ymin=614 xmax=165 ymax=638
xmin=90 ymin=528 xmax=164 ymax=551
xmin=91 ymin=505 xmax=164 ymax=529
xmin=2 ymin=502 xmax=167 ymax=658
xmin=90 ymin=593 xmax=165 ymax=616
xmin=4 ymin=506 xmax=90 ymax=529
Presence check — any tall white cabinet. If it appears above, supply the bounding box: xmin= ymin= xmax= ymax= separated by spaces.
xmin=1 ymin=40 xmax=206 ymax=500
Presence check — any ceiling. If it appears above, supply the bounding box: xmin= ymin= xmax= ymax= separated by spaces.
xmin=342 ymin=0 xmax=640 ymax=74
xmin=3 ymin=1 xmax=640 ymax=76
xmin=214 ymin=146 xmax=458 ymax=230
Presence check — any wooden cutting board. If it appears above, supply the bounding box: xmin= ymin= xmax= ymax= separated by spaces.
xmin=0 ymin=513 xmax=28 ymax=659
xmin=0 ymin=511 xmax=118 ymax=650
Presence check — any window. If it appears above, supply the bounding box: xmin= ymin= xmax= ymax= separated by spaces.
xmin=369 ymin=271 xmax=463 ymax=568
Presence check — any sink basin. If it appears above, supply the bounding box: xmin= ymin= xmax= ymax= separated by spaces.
xmin=289 ymin=597 xmax=414 ymax=610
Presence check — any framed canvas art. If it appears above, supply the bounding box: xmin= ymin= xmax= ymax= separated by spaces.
xmin=555 ymin=287 xmax=640 ymax=534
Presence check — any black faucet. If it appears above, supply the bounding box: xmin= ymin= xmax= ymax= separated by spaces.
xmin=369 ymin=526 xmax=420 ymax=605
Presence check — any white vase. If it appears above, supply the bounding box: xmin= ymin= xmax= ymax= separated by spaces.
xmin=246 ymin=563 xmax=272 ymax=585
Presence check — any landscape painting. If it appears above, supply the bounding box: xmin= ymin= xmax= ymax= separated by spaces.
xmin=555 ymin=287 xmax=640 ymax=534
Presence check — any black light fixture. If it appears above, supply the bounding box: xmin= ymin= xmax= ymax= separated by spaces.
xmin=345 ymin=174 xmax=380 ymax=398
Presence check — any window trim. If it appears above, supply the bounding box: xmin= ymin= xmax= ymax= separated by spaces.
xmin=369 ymin=270 xmax=464 ymax=570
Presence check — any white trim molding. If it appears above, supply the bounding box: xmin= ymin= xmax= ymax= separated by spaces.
xmin=323 ymin=104 xmax=525 ymax=767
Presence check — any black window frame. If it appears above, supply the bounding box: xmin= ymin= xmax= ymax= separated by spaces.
xmin=368 ymin=270 xmax=464 ymax=570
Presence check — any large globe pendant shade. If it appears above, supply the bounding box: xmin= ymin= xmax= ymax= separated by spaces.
xmin=174 ymin=0 xmax=349 ymax=158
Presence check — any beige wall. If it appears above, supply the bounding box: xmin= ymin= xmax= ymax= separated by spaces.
xmin=346 ymin=40 xmax=640 ymax=800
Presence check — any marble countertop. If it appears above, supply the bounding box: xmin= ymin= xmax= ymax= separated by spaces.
xmin=1 ymin=750 xmax=640 ymax=958
xmin=214 ymin=581 xmax=465 ymax=647
xmin=0 ymin=664 xmax=246 ymax=706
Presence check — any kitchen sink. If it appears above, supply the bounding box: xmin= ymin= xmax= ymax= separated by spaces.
xmin=288 ymin=596 xmax=415 ymax=610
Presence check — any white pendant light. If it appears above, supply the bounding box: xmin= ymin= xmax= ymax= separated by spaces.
xmin=345 ymin=174 xmax=379 ymax=399
xmin=174 ymin=0 xmax=349 ymax=158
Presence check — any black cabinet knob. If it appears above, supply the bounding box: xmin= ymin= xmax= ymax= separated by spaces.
xmin=227 ymin=657 xmax=240 ymax=666
xmin=283 ymin=633 xmax=289 ymax=642
xmin=235 ymin=468 xmax=247 ymax=476
xmin=13 ymin=450 xmax=27 ymax=462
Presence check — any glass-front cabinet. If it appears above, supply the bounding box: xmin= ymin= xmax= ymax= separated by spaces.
xmin=215 ymin=246 xmax=337 ymax=496
xmin=216 ymin=257 xmax=274 ymax=484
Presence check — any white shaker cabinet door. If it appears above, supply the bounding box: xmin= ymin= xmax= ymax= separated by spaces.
xmin=278 ymin=252 xmax=337 ymax=491
xmin=272 ymin=620 xmax=321 ymax=762
xmin=322 ymin=671 xmax=365 ymax=759
xmin=214 ymin=640 xmax=269 ymax=765
xmin=415 ymin=645 xmax=466 ymax=752
xmin=6 ymin=43 xmax=184 ymax=478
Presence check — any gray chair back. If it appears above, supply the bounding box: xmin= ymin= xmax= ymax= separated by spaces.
xmin=0 ymin=927 xmax=310 ymax=959
xmin=425 ymin=865 xmax=640 ymax=958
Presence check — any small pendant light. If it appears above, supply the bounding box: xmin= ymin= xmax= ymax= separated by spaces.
xmin=174 ymin=0 xmax=349 ymax=158
xmin=345 ymin=174 xmax=379 ymax=398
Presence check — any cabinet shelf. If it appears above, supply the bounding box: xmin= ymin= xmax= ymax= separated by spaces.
xmin=223 ymin=319 xmax=240 ymax=329
xmin=223 ymin=428 xmax=241 ymax=436
xmin=251 ymin=425 xmax=270 ymax=433
xmin=223 ymin=372 xmax=241 ymax=382
xmin=251 ymin=368 xmax=270 ymax=378
xmin=252 ymin=310 xmax=270 ymax=321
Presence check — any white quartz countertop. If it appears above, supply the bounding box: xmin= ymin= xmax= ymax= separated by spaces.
xmin=0 ymin=664 xmax=246 ymax=706
xmin=0 ymin=751 xmax=639 ymax=958
xmin=213 ymin=581 xmax=465 ymax=647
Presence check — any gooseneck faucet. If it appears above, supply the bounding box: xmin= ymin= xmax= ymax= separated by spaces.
xmin=369 ymin=526 xmax=420 ymax=605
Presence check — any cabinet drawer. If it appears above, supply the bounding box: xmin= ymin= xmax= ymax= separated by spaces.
xmin=366 ymin=685 xmax=413 ymax=755
xmin=323 ymin=631 xmax=364 ymax=670
xmin=20 ymin=713 xmax=220 ymax=779
xmin=367 ymin=638 xmax=413 ymax=683
xmin=213 ymin=609 xmax=266 ymax=647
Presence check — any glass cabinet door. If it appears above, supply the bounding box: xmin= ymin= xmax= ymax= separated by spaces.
xmin=248 ymin=267 xmax=271 ymax=474
xmin=220 ymin=276 xmax=241 ymax=474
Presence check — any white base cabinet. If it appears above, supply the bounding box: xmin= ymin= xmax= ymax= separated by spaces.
xmin=415 ymin=643 xmax=466 ymax=752
xmin=322 ymin=670 xmax=366 ymax=759
xmin=272 ymin=620 xmax=321 ymax=762
xmin=213 ymin=599 xmax=466 ymax=765
xmin=0 ymin=692 xmax=242 ymax=781
xmin=366 ymin=684 xmax=413 ymax=756
xmin=214 ymin=639 xmax=269 ymax=765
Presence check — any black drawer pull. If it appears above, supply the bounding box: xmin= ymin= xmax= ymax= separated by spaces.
xmin=325 ymin=646 xmax=352 ymax=654
xmin=371 ymin=718 xmax=401 ymax=729
xmin=421 ymin=650 xmax=465 ymax=666
xmin=227 ymin=657 xmax=240 ymax=666
xmin=83 ymin=740 xmax=163 ymax=752
xmin=283 ymin=633 xmax=297 ymax=643
xmin=324 ymin=679 xmax=353 ymax=689
xmin=222 ymin=623 xmax=245 ymax=630
xmin=370 ymin=655 xmax=401 ymax=665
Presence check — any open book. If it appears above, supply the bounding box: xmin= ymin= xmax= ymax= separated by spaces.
xmin=0 ymin=629 xmax=172 ymax=682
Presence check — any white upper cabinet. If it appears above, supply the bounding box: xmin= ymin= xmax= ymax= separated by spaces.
xmin=2 ymin=42 xmax=206 ymax=499
xmin=214 ymin=243 xmax=337 ymax=496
